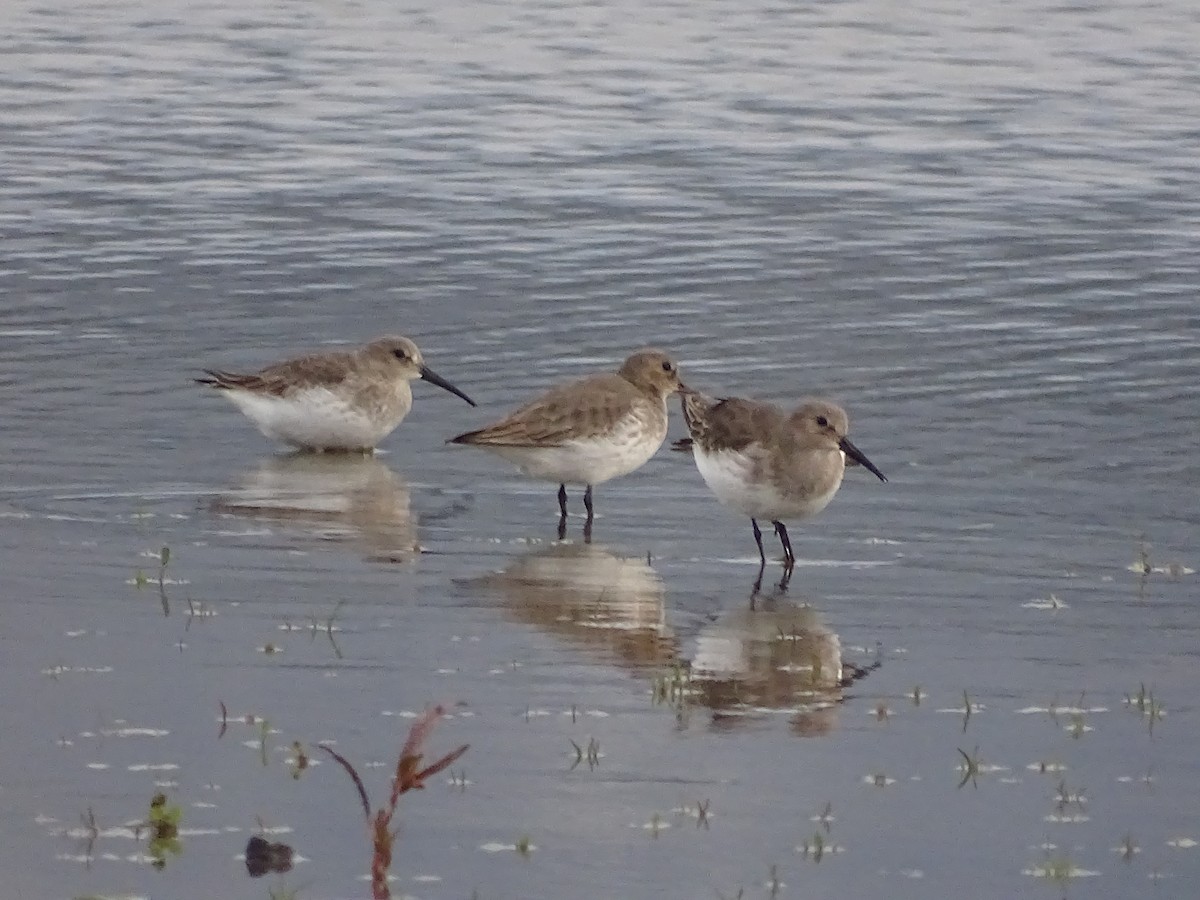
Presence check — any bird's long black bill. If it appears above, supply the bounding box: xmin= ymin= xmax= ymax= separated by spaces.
xmin=840 ymin=437 xmax=887 ymax=482
xmin=420 ymin=365 xmax=476 ymax=407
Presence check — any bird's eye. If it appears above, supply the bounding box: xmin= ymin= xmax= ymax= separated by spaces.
xmin=816 ymin=415 xmax=829 ymax=428
xmin=661 ymin=360 xmax=674 ymax=372
xmin=392 ymin=348 xmax=408 ymax=361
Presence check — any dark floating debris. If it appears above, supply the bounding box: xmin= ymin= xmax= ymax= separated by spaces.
xmin=245 ymin=835 xmax=294 ymax=877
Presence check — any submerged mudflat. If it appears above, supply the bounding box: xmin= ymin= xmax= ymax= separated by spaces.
xmin=2 ymin=0 xmax=1199 ymax=897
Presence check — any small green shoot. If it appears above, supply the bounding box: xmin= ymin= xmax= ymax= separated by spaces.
xmin=568 ymin=737 xmax=601 ymax=771
xmin=648 ymin=812 xmax=664 ymax=837
xmin=145 ymin=791 xmax=183 ymax=869
xmin=765 ymin=863 xmax=783 ymax=898
xmin=515 ymin=834 xmax=533 ymax=857
xmin=1146 ymin=694 xmax=1165 ymax=734
xmin=134 ymin=545 xmax=174 ymax=616
xmin=1133 ymin=535 xmax=1152 ymax=576
xmin=1068 ymin=710 xmax=1087 ymax=739
xmin=76 ymin=806 xmax=99 ymax=863
xmin=311 ymin=600 xmax=345 ymax=658
xmin=289 ymin=741 xmax=309 ymax=780
xmin=652 ymin=662 xmax=694 ymax=706
xmin=1125 ymin=683 xmax=1165 ymax=735
xmin=799 ymin=830 xmax=827 ymax=861
xmin=1117 ymin=832 xmax=1139 ymax=862
xmin=1127 ymin=682 xmax=1150 ymax=712
xmin=259 ymin=719 xmax=271 ymax=767
xmin=1035 ymin=852 xmax=1074 ymax=883
xmin=1054 ymin=779 xmax=1086 ymax=812
xmin=1024 ymin=847 xmax=1097 ymax=883
xmin=81 ymin=805 xmax=98 ymax=840
xmin=651 ymin=662 xmax=695 ymax=727
xmin=813 ymin=801 xmax=834 ymax=831
xmin=957 ymin=746 xmax=981 ymax=789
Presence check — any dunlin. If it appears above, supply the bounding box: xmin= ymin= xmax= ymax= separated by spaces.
xmin=674 ymin=389 xmax=886 ymax=578
xmin=197 ymin=335 xmax=475 ymax=452
xmin=449 ymin=348 xmax=682 ymax=538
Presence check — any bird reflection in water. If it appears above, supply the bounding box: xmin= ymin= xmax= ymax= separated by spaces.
xmin=210 ymin=453 xmax=419 ymax=563
xmin=688 ymin=595 xmax=875 ymax=736
xmin=471 ymin=542 xmax=677 ymax=671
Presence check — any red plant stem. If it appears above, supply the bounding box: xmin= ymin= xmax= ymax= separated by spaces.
xmin=371 ymin=809 xmax=393 ymax=900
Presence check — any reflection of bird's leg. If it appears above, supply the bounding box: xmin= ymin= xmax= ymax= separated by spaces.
xmin=750 ymin=563 xmax=765 ymax=603
xmin=777 ymin=563 xmax=793 ymax=593
xmin=582 ymin=485 xmax=594 ymax=543
xmin=773 ymin=520 xmax=795 ymax=568
xmin=751 ymin=518 xmax=766 ymax=564
xmin=557 ymin=484 xmax=568 ymax=540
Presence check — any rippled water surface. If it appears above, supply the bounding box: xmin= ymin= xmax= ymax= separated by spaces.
xmin=2 ymin=0 xmax=1199 ymax=897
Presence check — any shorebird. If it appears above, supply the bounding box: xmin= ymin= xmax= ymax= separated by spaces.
xmin=674 ymin=389 xmax=886 ymax=581
xmin=197 ymin=335 xmax=475 ymax=452
xmin=449 ymin=348 xmax=682 ymax=538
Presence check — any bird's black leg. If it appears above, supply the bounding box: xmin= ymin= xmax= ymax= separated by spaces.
xmin=751 ymin=518 xmax=767 ymax=564
xmin=557 ymin=484 xmax=568 ymax=540
xmin=583 ymin=485 xmax=594 ymax=542
xmin=749 ymin=518 xmax=767 ymax=596
xmin=773 ymin=521 xmax=795 ymax=568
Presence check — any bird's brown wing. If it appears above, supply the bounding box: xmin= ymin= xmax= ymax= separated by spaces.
xmin=450 ymin=373 xmax=639 ymax=447
xmin=682 ymin=393 xmax=783 ymax=453
xmin=197 ymin=350 xmax=359 ymax=396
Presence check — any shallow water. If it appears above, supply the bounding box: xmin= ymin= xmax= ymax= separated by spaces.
xmin=2 ymin=0 xmax=1199 ymax=897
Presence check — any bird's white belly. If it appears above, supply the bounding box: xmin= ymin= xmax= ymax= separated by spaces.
xmin=225 ymin=389 xmax=398 ymax=451
xmin=693 ymin=449 xmax=843 ymax=521
xmin=490 ymin=418 xmax=665 ymax=485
